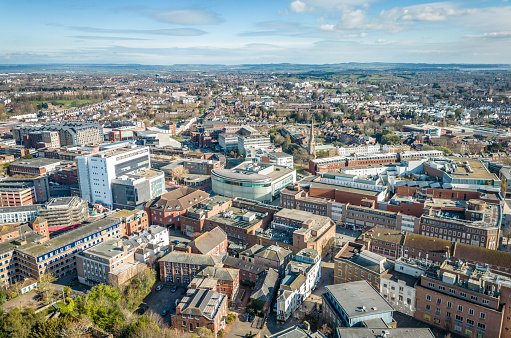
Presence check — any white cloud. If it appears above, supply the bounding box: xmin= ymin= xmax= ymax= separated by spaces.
xmin=465 ymin=31 xmax=511 ymax=38
xmin=375 ymin=39 xmax=387 ymax=43
xmin=320 ymin=24 xmax=335 ymax=31
xmin=290 ymin=0 xmax=311 ymax=13
xmin=136 ymin=8 xmax=222 ymax=25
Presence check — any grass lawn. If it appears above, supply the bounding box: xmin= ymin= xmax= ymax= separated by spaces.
xmin=31 ymin=99 xmax=99 ymax=107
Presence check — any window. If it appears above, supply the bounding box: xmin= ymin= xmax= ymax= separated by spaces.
xmin=458 ymin=305 xmax=463 ymax=312
xmin=469 ymin=308 xmax=474 ymax=316
xmin=477 ymin=323 xmax=486 ymax=331
xmin=466 ymin=319 xmax=474 ymax=326
xmin=446 ymin=311 xmax=451 ymax=318
xmin=471 ymin=295 xmax=478 ymax=301
xmin=455 ymin=314 xmax=463 ymax=322
xmin=428 ymin=282 xmax=435 ymax=288
xmin=438 ymin=286 xmax=445 ymax=291
xmin=449 ymin=289 xmax=455 ymax=295
xmin=437 ymin=298 xmax=442 ymax=305
xmin=447 ymin=301 xmax=452 ymax=308
xmin=480 ymin=312 xmax=486 ymax=320
xmin=482 ymin=299 xmax=489 ymax=305
xmin=426 ymin=295 xmax=431 ymax=301
xmin=460 ymin=292 xmax=467 ymax=298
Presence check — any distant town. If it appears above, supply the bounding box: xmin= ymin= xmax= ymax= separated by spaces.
xmin=0 ymin=66 xmax=511 ymax=338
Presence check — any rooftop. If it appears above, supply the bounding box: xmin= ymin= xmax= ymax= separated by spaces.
xmin=325 ymin=280 xmax=394 ymax=319
xmin=336 ymin=328 xmax=434 ymax=338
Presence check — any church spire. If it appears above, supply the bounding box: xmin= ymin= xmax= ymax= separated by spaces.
xmin=309 ymin=118 xmax=315 ymax=159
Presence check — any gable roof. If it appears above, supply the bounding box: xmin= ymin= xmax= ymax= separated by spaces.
xmin=453 ymin=242 xmax=511 ymax=270
xmin=188 ymin=226 xmax=227 ymax=254
xmin=403 ymin=233 xmax=452 ymax=253
xmin=196 ymin=266 xmax=239 ymax=282
xmin=254 ymin=245 xmax=293 ymax=264
xmin=251 ymin=268 xmax=279 ymax=303
xmin=178 ymin=288 xmax=226 ymax=320
xmin=145 ymin=186 xmax=209 ymax=211
xmin=223 ymin=256 xmax=266 ymax=275
xmin=160 ymin=251 xmax=222 ymax=266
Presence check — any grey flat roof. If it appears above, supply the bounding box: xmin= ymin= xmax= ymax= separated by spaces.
xmin=336 ymin=328 xmax=434 ymax=338
xmin=325 ymin=280 xmax=393 ymax=319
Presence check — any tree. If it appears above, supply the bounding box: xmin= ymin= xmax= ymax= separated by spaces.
xmin=282 ymin=134 xmax=291 ymax=153
xmin=63 ymin=286 xmax=71 ymax=298
xmin=38 ymin=274 xmax=57 ymax=304
xmin=23 ymin=154 xmax=34 ymax=160
xmin=9 ymin=279 xmax=25 ymax=309
xmin=193 ymin=327 xmax=215 ymax=338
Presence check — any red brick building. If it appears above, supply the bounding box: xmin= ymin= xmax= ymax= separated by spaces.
xmin=187 ymin=227 xmax=228 ymax=256
xmin=171 ymin=287 xmax=227 ymax=336
xmin=145 ymin=187 xmax=209 ymax=229
xmin=109 ymin=209 xmax=149 ymax=237
xmin=159 ymin=251 xmax=223 ymax=284
xmin=223 ymin=255 xmax=266 ymax=285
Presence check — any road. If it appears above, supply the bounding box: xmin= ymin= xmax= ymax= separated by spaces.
xmin=136 ymin=283 xmax=186 ymax=324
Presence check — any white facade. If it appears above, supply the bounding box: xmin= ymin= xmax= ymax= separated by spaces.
xmin=268 ymin=152 xmax=294 ymax=168
xmin=0 ymin=206 xmax=40 ymax=224
xmin=338 ymin=144 xmax=381 ymax=156
xmin=238 ymin=135 xmax=271 ymax=155
xmin=218 ymin=133 xmax=239 ymax=152
xmin=277 ymin=249 xmax=321 ymax=322
xmin=77 ymin=147 xmax=151 ymax=208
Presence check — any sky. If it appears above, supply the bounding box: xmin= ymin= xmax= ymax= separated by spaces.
xmin=1 ymin=0 xmax=511 ymax=65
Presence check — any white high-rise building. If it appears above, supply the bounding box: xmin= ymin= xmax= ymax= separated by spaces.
xmin=77 ymin=146 xmax=151 ymax=208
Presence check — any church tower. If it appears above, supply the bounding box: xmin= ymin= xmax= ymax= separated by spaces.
xmin=308 ymin=119 xmax=315 ymax=159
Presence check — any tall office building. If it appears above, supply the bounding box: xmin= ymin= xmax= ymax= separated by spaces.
xmin=77 ymin=146 xmax=155 ymax=208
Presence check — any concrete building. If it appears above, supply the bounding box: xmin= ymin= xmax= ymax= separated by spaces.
xmin=322 ymin=280 xmax=394 ymax=328
xmin=37 ymin=196 xmax=89 ymax=229
xmin=0 ymin=205 xmax=41 ymax=224
xmin=111 ymin=169 xmax=165 ymax=210
xmin=212 ymin=162 xmax=296 ymax=203
xmin=9 ymin=158 xmax=61 ymax=176
xmin=276 ymin=248 xmax=321 ymax=322
xmin=76 ymin=238 xmax=143 ymax=287
xmin=78 ymin=146 xmax=152 ymax=208
xmin=13 ymin=122 xmax=102 ymax=146
xmin=238 ymin=135 xmax=271 ymax=156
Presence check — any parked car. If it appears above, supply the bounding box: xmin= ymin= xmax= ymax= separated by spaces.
xmin=273 ymin=303 xmax=277 ymax=313
xmin=161 ymin=309 xmax=169 ymax=316
xmin=170 ymin=286 xmax=177 ymax=293
xmin=137 ymin=307 xmax=147 ymax=315
xmin=35 ymin=293 xmax=45 ymax=301
xmin=156 ymin=285 xmax=163 ymax=291
xmin=171 ymin=240 xmax=180 ymax=245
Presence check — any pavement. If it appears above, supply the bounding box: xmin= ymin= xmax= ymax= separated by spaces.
xmin=136 ymin=283 xmax=186 ymax=324
xmin=167 ymin=228 xmax=192 ymax=245
xmin=2 ymin=273 xmax=90 ymax=313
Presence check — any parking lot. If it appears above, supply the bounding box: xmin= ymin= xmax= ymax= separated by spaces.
xmin=136 ymin=283 xmax=186 ymax=323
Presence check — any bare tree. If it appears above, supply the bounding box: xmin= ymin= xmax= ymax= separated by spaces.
xmin=10 ymin=279 xmax=25 ymax=309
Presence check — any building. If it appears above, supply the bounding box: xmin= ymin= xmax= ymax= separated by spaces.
xmin=204 ymin=206 xmax=269 ymax=247
xmin=108 ymin=209 xmax=149 ymax=237
xmin=238 ymin=135 xmax=272 ymax=156
xmin=334 ymin=242 xmax=393 ymax=290
xmin=250 ymin=268 xmax=279 ymax=314
xmin=159 ymin=251 xmax=223 ymax=284
xmin=240 ymin=244 xmax=293 ymax=277
xmin=262 ymin=152 xmax=294 ymax=168
xmin=0 ymin=217 xmax=122 ymax=286
xmin=131 ymin=225 xmax=170 ymax=263
xmin=145 ymin=187 xmax=209 ymax=229
xmin=13 ymin=122 xmax=102 ymax=146
xmin=37 ymin=196 xmax=89 ymax=229
xmin=260 ymin=209 xmax=336 ymax=255
xmin=181 ymin=196 xmax=233 ymax=236
xmin=267 ymin=324 xmax=327 ymax=338
xmin=380 ymin=258 xmax=432 ymax=316
xmin=77 ymin=146 xmax=152 ymax=208
xmin=186 ymin=227 xmax=228 ymax=257
xmin=111 ymin=169 xmax=165 ymax=210
xmin=9 ymin=158 xmax=61 ymax=176
xmin=337 ymin=144 xmax=381 ymax=156
xmin=419 ymin=199 xmax=500 ymax=249
xmin=276 ymin=248 xmax=321 ymax=322
xmin=194 ymin=266 xmax=240 ymax=301
xmin=336 ymin=328 xmax=434 ymax=338
xmin=218 ymin=133 xmax=239 ymax=152
xmin=414 ymin=260 xmax=511 ymax=338
xmin=222 ymin=256 xmax=266 ymax=284
xmin=212 ymin=162 xmax=296 ymax=203
xmin=322 ymin=280 xmax=394 ymax=328
xmin=76 ymin=238 xmax=143 ymax=287
xmin=171 ymin=287 xmax=227 ymax=336
xmin=0 ymin=205 xmax=41 ymax=225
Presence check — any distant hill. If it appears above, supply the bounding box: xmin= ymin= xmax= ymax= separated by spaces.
xmin=0 ymin=63 xmax=510 ymax=75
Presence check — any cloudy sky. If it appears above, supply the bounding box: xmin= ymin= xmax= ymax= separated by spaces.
xmin=1 ymin=0 xmax=511 ymax=64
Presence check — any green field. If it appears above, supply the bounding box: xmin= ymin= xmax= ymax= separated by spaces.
xmin=31 ymin=99 xmax=99 ymax=108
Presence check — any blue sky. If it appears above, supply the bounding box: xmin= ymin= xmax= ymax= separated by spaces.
xmin=1 ymin=0 xmax=511 ymax=64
